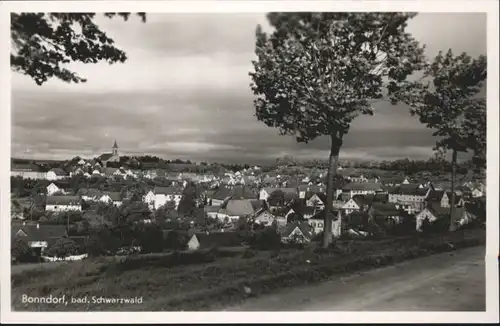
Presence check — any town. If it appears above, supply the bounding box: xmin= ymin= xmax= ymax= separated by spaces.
xmin=7 ymin=9 xmax=490 ymax=315
xmin=11 ymin=140 xmax=486 ymax=262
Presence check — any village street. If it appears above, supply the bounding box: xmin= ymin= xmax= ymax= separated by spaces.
xmin=225 ymin=246 xmax=486 ymax=311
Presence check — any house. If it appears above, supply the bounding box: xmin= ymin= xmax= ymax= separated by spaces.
xmin=186 ymin=231 xmax=242 ymax=251
xmin=259 ymin=187 xmax=298 ymax=202
xmin=153 ymin=186 xmax=183 ymax=210
xmin=341 ymin=182 xmax=384 ymax=199
xmin=12 ymin=223 xmax=67 ymax=256
xmin=388 ymin=184 xmax=427 ymax=214
xmin=142 ymin=190 xmax=156 ymax=209
xmin=342 ymin=195 xmax=375 ymax=214
xmin=46 ymin=168 xmax=68 ymax=181
xmin=46 ymin=183 xmax=61 ymax=195
xmin=306 ymin=193 xmax=326 ymax=209
xmin=278 ymin=222 xmax=313 ymax=244
xmin=415 ymin=204 xmax=468 ymax=231
xmin=45 ymin=196 xmax=82 ymax=212
xmin=253 ymin=208 xmax=276 ymax=226
xmin=471 ymin=187 xmax=484 ymax=198
xmin=426 ymin=190 xmax=464 ymax=208
xmin=11 ymin=163 xmax=47 ymax=179
xmin=97 ymin=140 xmax=120 ymax=166
xmin=223 ymin=199 xmax=256 ymax=219
xmin=79 ymin=188 xmax=103 ymax=202
xmin=284 ymin=205 xmax=317 ymax=220
xmin=368 ymin=202 xmax=404 ymax=226
xmin=308 ymin=209 xmax=343 ymax=237
xmin=99 ymin=192 xmax=123 ymax=207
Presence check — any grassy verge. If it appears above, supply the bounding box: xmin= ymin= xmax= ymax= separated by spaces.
xmin=11 ymin=228 xmax=485 ymax=311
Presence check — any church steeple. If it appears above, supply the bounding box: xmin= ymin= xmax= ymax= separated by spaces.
xmin=112 ymin=140 xmax=118 ymax=156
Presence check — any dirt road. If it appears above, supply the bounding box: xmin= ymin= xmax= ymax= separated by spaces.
xmin=226 ymin=246 xmax=486 ymax=311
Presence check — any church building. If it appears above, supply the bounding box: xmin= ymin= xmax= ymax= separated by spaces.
xmin=98 ymin=140 xmax=120 ymax=166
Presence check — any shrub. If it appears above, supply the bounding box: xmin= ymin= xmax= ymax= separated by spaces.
xmin=250 ymin=227 xmax=281 ymax=250
xmin=45 ymin=238 xmax=79 ymax=258
xmin=11 ymin=238 xmax=38 ymax=263
xmin=242 ymin=249 xmax=257 ymax=259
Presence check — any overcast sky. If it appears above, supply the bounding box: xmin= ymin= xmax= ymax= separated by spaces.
xmin=11 ymin=12 xmax=487 ymax=164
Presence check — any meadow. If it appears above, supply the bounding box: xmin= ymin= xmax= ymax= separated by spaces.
xmin=11 ymin=228 xmax=485 ymax=311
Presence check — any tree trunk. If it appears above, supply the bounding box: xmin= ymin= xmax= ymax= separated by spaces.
xmin=322 ymin=134 xmax=342 ymax=248
xmin=449 ymin=149 xmax=458 ymax=231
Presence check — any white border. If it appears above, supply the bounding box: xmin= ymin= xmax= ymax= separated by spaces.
xmin=1 ymin=1 xmax=498 ymax=324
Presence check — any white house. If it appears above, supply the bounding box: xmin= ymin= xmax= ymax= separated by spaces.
xmin=388 ymin=184 xmax=427 ymax=215
xmin=99 ymin=192 xmax=122 ymax=207
xmin=308 ymin=210 xmax=343 ymax=237
xmin=471 ymin=187 xmax=484 ymax=198
xmin=46 ymin=168 xmax=68 ymax=181
xmin=342 ymin=183 xmax=383 ymax=199
xmin=253 ymin=208 xmax=276 ymax=226
xmin=153 ymin=186 xmax=183 ymax=210
xmin=306 ymin=193 xmax=325 ymax=208
xmin=342 ymin=198 xmax=361 ymax=215
xmin=143 ymin=190 xmax=156 ymax=210
xmin=45 ymin=196 xmax=82 ymax=212
xmin=11 ymin=163 xmax=47 ymax=180
xmin=46 ymin=183 xmax=61 ymax=195
xmin=12 ymin=223 xmax=67 ymax=256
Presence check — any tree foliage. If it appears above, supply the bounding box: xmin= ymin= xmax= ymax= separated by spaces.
xmin=46 ymin=237 xmax=79 ymax=258
xmin=395 ymin=50 xmax=487 ymax=166
xmin=250 ymin=13 xmax=426 ymax=246
xmin=11 ymin=12 xmax=146 ymax=85
xmin=12 ymin=238 xmax=38 ymax=263
xmin=251 ymin=13 xmax=426 ymax=144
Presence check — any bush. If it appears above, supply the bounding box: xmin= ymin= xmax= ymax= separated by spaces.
xmin=242 ymin=249 xmax=257 ymax=259
xmin=250 ymin=227 xmax=281 ymax=250
xmin=45 ymin=238 xmax=79 ymax=258
xmin=11 ymin=238 xmax=38 ymax=263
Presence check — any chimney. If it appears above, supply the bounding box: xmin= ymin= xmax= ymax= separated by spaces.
xmin=36 ymin=223 xmax=40 ymax=229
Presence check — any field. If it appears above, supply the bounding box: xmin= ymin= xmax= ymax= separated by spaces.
xmin=11 ymin=228 xmax=485 ymax=311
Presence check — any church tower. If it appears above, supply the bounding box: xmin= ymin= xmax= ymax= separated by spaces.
xmin=112 ymin=140 xmax=119 ymax=156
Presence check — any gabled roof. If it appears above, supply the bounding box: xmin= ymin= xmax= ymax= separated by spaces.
xmin=426 ymin=190 xmax=445 ymax=201
xmin=249 ymin=199 xmax=265 ymax=212
xmin=194 ymin=231 xmax=241 ymax=248
xmin=101 ymin=192 xmax=121 ymax=201
xmin=13 ymin=224 xmax=67 ymax=242
xmin=50 ymin=168 xmax=67 ymax=176
xmin=11 ymin=163 xmax=42 ymax=172
xmin=390 ymin=184 xmax=427 ymax=196
xmin=225 ymin=199 xmax=256 ymax=217
xmin=46 ymin=196 xmax=80 ymax=206
xmin=98 ymin=153 xmax=114 ymax=161
xmin=154 ymin=186 xmax=183 ymax=195
xmin=369 ymin=202 xmax=401 ymax=216
xmin=310 ymin=208 xmax=342 ymax=221
xmin=342 ymin=182 xmax=383 ymax=191
xmin=279 ymin=221 xmax=312 ymax=239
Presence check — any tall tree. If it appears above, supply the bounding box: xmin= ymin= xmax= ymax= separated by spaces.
xmin=11 ymin=12 xmax=146 ymax=85
xmin=395 ymin=50 xmax=487 ymax=231
xmin=250 ymin=13 xmax=426 ymax=247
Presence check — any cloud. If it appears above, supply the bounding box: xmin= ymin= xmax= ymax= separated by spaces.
xmin=11 ymin=12 xmax=486 ymax=163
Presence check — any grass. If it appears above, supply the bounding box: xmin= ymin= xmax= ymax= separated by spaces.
xmin=11 ymin=228 xmax=485 ymax=311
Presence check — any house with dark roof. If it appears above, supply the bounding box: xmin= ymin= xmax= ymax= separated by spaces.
xmin=99 ymin=192 xmax=123 ymax=207
xmin=79 ymin=188 xmax=103 ymax=201
xmin=259 ymin=187 xmax=298 ymax=202
xmin=425 ymin=190 xmax=464 ymax=209
xmin=308 ymin=209 xmax=343 ymax=237
xmin=368 ymin=202 xmax=404 ymax=226
xmin=11 ymin=163 xmax=47 ymax=179
xmin=415 ymin=203 xmax=469 ymax=231
xmin=278 ymin=222 xmax=313 ymax=244
xmin=46 ymin=168 xmax=68 ymax=181
xmin=306 ymin=193 xmax=326 ymax=209
xmin=186 ymin=231 xmax=242 ymax=250
xmin=388 ymin=184 xmax=428 ymax=214
xmin=12 ymin=223 xmax=67 ymax=255
xmin=45 ymin=196 xmax=82 ymax=212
